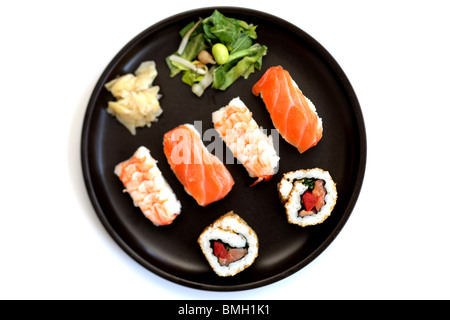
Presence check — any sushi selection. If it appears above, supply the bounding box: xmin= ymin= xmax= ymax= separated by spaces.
xmin=252 ymin=66 xmax=323 ymax=154
xmin=163 ymin=124 xmax=235 ymax=207
xmin=114 ymin=146 xmax=181 ymax=226
xmin=278 ymin=168 xmax=337 ymax=227
xmin=100 ymin=13 xmax=345 ymax=278
xmin=198 ymin=211 xmax=259 ymax=277
xmin=212 ymin=97 xmax=280 ymax=186
xmin=105 ymin=61 xmax=162 ymax=135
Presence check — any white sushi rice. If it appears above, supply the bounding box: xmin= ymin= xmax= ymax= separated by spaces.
xmin=212 ymin=97 xmax=280 ymax=177
xmin=198 ymin=211 xmax=259 ymax=277
xmin=278 ymin=168 xmax=337 ymax=227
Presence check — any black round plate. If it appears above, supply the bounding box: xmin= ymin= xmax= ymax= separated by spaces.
xmin=81 ymin=7 xmax=366 ymax=291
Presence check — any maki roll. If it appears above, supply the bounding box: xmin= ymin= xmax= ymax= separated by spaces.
xmin=278 ymin=168 xmax=337 ymax=227
xmin=198 ymin=211 xmax=258 ymax=277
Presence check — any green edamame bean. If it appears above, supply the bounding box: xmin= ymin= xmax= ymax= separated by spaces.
xmin=212 ymin=43 xmax=229 ymax=65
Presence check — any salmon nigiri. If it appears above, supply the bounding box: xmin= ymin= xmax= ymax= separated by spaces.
xmin=163 ymin=124 xmax=234 ymax=206
xmin=252 ymin=66 xmax=323 ymax=153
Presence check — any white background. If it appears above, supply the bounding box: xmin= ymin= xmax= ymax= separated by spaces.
xmin=1 ymin=0 xmax=449 ymax=300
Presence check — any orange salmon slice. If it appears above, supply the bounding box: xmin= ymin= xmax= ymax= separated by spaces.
xmin=252 ymin=66 xmax=323 ymax=153
xmin=163 ymin=124 xmax=234 ymax=207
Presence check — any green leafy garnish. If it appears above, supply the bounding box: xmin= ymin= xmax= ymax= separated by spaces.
xmin=302 ymin=179 xmax=316 ymax=190
xmin=212 ymin=43 xmax=267 ymax=91
xmin=166 ymin=10 xmax=267 ymax=97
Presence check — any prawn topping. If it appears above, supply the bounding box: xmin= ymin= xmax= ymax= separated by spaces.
xmin=114 ymin=146 xmax=181 ymax=226
xmin=212 ymin=97 xmax=279 ymax=187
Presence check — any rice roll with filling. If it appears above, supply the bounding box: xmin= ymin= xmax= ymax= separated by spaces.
xmin=278 ymin=168 xmax=337 ymax=227
xmin=198 ymin=211 xmax=258 ymax=277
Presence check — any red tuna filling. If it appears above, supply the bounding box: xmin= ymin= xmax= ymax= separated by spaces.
xmin=302 ymin=191 xmax=318 ymax=211
xmin=213 ymin=241 xmax=248 ymax=266
xmin=300 ymin=179 xmax=326 ymax=217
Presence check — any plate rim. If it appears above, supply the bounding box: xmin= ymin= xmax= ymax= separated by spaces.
xmin=81 ymin=6 xmax=367 ymax=291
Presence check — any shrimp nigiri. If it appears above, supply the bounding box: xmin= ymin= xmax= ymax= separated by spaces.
xmin=114 ymin=146 xmax=181 ymax=226
xmin=163 ymin=124 xmax=234 ymax=206
xmin=252 ymin=66 xmax=323 ymax=154
xmin=212 ymin=97 xmax=279 ymax=186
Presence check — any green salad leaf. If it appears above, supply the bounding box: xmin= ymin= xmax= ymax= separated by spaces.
xmin=213 ymin=44 xmax=267 ymax=90
xmin=166 ymin=33 xmax=206 ymax=77
xmin=166 ymin=10 xmax=267 ymax=97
